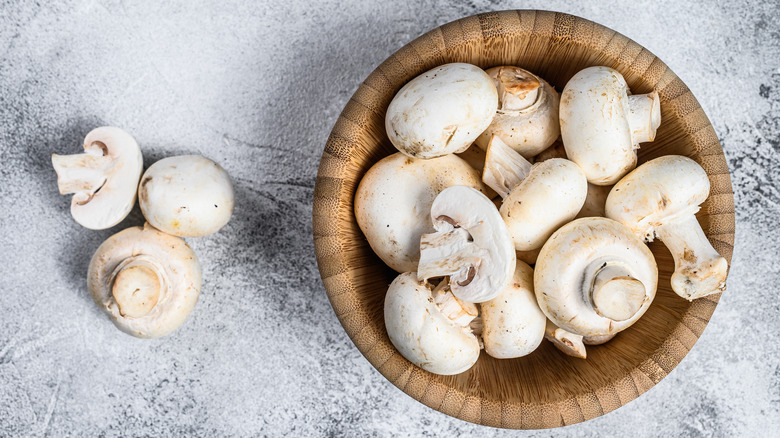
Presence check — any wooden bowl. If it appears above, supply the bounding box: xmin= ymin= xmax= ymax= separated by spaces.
xmin=313 ymin=10 xmax=734 ymax=429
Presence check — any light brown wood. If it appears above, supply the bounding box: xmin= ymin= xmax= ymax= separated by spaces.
xmin=313 ymin=10 xmax=734 ymax=429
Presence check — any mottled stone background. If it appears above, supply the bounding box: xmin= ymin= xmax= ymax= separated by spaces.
xmin=1 ymin=0 xmax=778 ymax=436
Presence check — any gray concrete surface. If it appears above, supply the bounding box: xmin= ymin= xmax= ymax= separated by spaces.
xmin=1 ymin=0 xmax=778 ymax=436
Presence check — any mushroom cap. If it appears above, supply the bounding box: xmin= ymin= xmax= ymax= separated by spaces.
xmin=354 ymin=152 xmax=486 ymax=272
xmin=481 ymin=261 xmax=546 ymax=359
xmin=559 ymin=66 xmax=636 ymax=185
xmin=534 ymin=217 xmax=658 ymax=337
xmin=88 ymin=223 xmax=202 ymax=338
xmin=385 ymin=63 xmax=498 ymax=159
xmin=500 ymin=158 xmax=587 ymax=251
xmin=421 ymin=185 xmax=516 ymax=303
xmin=139 ymin=155 xmax=234 ymax=237
xmin=53 ymin=126 xmax=143 ymax=230
xmin=384 ymin=272 xmax=480 ymax=375
xmin=605 ymin=155 xmax=710 ymax=240
xmin=475 ymin=66 xmax=561 ymax=158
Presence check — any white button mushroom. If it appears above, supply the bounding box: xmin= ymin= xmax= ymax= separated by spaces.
xmin=559 ymin=66 xmax=661 ymax=185
xmin=544 ymin=320 xmax=586 ymax=359
xmin=534 ymin=217 xmax=658 ymax=337
xmin=138 ymin=155 xmax=235 ymax=237
xmin=417 ymin=185 xmax=516 ymax=303
xmin=354 ymin=152 xmax=487 ymax=273
xmin=474 ymin=66 xmax=560 ymax=158
xmin=88 ymin=223 xmax=202 ymax=338
xmin=481 ymin=261 xmax=546 ymax=359
xmin=605 ymin=155 xmax=728 ymax=300
xmin=384 ymin=273 xmax=480 ymax=375
xmin=51 ymin=127 xmax=143 ymax=230
xmin=482 ymin=136 xmax=588 ymax=251
xmin=385 ymin=63 xmax=498 ymax=159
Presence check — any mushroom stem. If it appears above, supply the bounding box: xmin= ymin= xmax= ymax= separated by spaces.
xmin=110 ymin=256 xmax=166 ymax=318
xmin=432 ymin=281 xmax=479 ymax=327
xmin=418 ymin=227 xmax=482 ymax=285
xmin=590 ymin=264 xmax=647 ymax=322
xmin=544 ymin=320 xmax=586 ymax=359
xmin=654 ymin=215 xmax=728 ymax=300
xmin=482 ymin=135 xmax=532 ymax=199
xmin=628 ymin=91 xmax=661 ymax=144
xmin=496 ymin=67 xmax=540 ymax=111
xmin=52 ymin=144 xmax=113 ymax=201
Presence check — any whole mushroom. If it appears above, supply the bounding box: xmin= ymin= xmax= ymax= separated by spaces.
xmin=384 ymin=273 xmax=480 ymax=375
xmin=385 ymin=63 xmax=498 ymax=159
xmin=417 ymin=185 xmax=516 ymax=303
xmin=481 ymin=261 xmax=546 ymax=359
xmin=484 ymin=136 xmax=587 ymax=251
xmin=475 ymin=66 xmax=560 ymax=158
xmin=560 ymin=66 xmax=661 ymax=185
xmin=355 ymin=153 xmax=487 ymax=273
xmin=88 ymin=223 xmax=202 ymax=338
xmin=51 ymin=126 xmax=143 ymax=230
xmin=139 ymin=155 xmax=234 ymax=237
xmin=535 ymin=217 xmax=658 ymax=337
xmin=605 ymin=155 xmax=728 ymax=300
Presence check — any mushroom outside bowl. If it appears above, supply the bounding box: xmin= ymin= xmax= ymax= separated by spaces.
xmin=312 ymin=10 xmax=734 ymax=429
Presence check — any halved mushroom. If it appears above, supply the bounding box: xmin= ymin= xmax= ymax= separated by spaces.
xmin=385 ymin=63 xmax=498 ymax=159
xmin=139 ymin=155 xmax=234 ymax=237
xmin=474 ymin=66 xmax=560 ymax=158
xmin=535 ymin=217 xmax=658 ymax=337
xmin=355 ymin=153 xmax=487 ymax=273
xmin=560 ymin=66 xmax=661 ymax=185
xmin=544 ymin=320 xmax=586 ymax=359
xmin=384 ymin=273 xmax=480 ymax=375
xmin=88 ymin=223 xmax=201 ymax=338
xmin=605 ymin=155 xmax=728 ymax=300
xmin=481 ymin=261 xmax=546 ymax=359
xmin=51 ymin=126 xmax=143 ymax=230
xmin=417 ymin=185 xmax=516 ymax=303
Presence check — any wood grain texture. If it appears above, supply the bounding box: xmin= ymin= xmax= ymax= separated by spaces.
xmin=313 ymin=10 xmax=734 ymax=429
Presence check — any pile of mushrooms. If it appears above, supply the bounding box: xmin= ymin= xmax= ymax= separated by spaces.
xmin=354 ymin=63 xmax=728 ymax=375
xmin=53 ymin=127 xmax=235 ymax=338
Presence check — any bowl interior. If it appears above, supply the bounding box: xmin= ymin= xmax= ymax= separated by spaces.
xmin=313 ymin=10 xmax=734 ymax=429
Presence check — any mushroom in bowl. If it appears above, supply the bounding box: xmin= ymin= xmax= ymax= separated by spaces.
xmin=605 ymin=155 xmax=728 ymax=300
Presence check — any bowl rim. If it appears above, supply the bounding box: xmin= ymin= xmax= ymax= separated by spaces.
xmin=313 ymin=9 xmax=735 ymax=429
